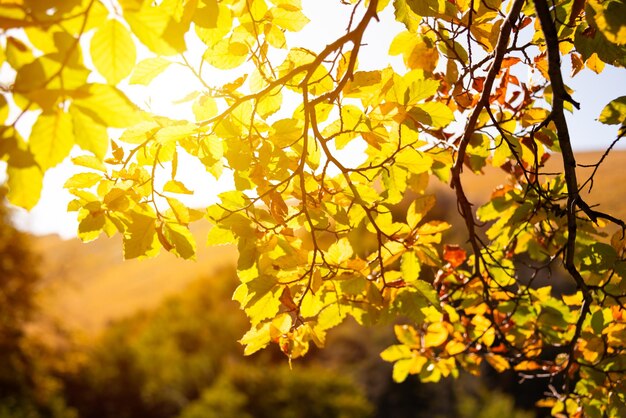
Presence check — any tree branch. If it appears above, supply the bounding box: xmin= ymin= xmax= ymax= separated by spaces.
xmin=533 ymin=0 xmax=592 ymax=386
xmin=450 ymin=0 xmax=525 ymax=275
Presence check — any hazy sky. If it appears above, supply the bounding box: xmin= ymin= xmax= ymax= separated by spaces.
xmin=3 ymin=0 xmax=625 ymax=239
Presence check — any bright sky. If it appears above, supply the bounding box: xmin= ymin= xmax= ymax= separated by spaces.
xmin=2 ymin=0 xmax=625 ymax=239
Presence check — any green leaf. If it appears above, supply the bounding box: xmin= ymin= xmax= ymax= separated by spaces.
xmin=588 ymin=0 xmax=626 ymax=46
xmin=599 ymin=96 xmax=626 ymax=125
xmin=413 ymin=280 xmax=439 ymax=306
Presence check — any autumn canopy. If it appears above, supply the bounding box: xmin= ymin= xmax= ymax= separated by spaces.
xmin=1 ymin=0 xmax=626 ymax=416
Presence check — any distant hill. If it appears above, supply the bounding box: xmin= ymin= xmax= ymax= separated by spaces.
xmin=33 ymin=221 xmax=237 ymax=335
xmin=459 ymin=150 xmax=626 ymax=222
xmin=31 ymin=151 xmax=626 ymax=336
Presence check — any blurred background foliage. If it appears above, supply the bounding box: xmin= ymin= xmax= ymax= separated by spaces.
xmin=0 ymin=188 xmax=545 ymax=418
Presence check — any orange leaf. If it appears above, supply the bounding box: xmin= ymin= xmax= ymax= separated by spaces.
xmin=443 ymin=244 xmax=467 ymax=268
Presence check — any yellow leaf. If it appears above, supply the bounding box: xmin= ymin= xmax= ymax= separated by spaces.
xmin=413 ymin=102 xmax=454 ymax=128
xmin=5 ymin=36 xmax=33 ymax=69
xmin=485 ymin=353 xmax=510 ymax=372
xmin=70 ymin=105 xmax=109 ymax=159
xmin=123 ymin=210 xmax=160 ymax=259
xmin=163 ymin=179 xmax=194 ymax=194
xmin=240 ymin=322 xmax=272 ymax=355
xmin=586 ymin=52 xmax=605 ymax=74
xmin=401 ymin=250 xmax=421 ymax=282
xmin=445 ymin=340 xmax=466 ymax=356
xmin=155 ymin=122 xmax=197 ymax=144
xmin=270 ymin=312 xmax=293 ymax=339
xmin=90 ymin=19 xmax=137 ymax=84
xmin=244 ymin=277 xmax=282 ymax=326
xmin=562 ymin=292 xmax=583 ymax=306
xmin=162 ymin=222 xmax=196 ymax=259
xmin=13 ymin=55 xmax=88 ymax=100
xmin=77 ymin=209 xmax=106 ymax=242
xmin=73 ymin=83 xmax=144 ymax=127
xmin=203 ymin=37 xmax=249 ymax=69
xmin=424 ymin=322 xmax=448 ymax=347
xmin=192 ymin=94 xmax=218 ymax=121
xmin=407 ymin=41 xmax=438 ymax=72
xmin=390 ymin=32 xmax=439 ymax=72
xmin=129 ymin=57 xmax=172 ymax=85
xmin=392 ymin=356 xmax=428 ymax=382
xmin=64 ymin=172 xmax=102 ymax=189
xmin=119 ymin=120 xmax=160 ymax=144
xmin=29 ymin=110 xmax=74 ymax=170
xmin=395 ymin=147 xmax=433 ymax=173
xmin=271 ymin=118 xmax=302 ymax=148
xmin=589 ymin=0 xmax=626 ymax=45
xmin=125 ymin=7 xmax=184 ymax=55
xmin=7 ymin=164 xmax=43 ymax=210
xmin=327 ymin=238 xmax=354 ymax=264
xmin=166 ymin=197 xmax=191 ymax=224
xmin=406 ymin=194 xmax=436 ymax=228
xmin=380 ymin=344 xmax=413 ymax=362
xmin=0 ymin=95 xmax=8 ymax=124
xmin=407 ymin=77 xmax=440 ymax=104
xmin=580 ymin=336 xmax=604 ymax=363
xmin=257 ymin=87 xmax=283 ymax=118
xmin=59 ymin=0 xmax=110 ymax=34
xmin=25 ymin=26 xmax=58 ymax=52
xmin=270 ymin=6 xmax=309 ymax=31
xmin=72 ymin=155 xmax=107 ymax=172
xmin=206 ymin=226 xmax=236 ymax=246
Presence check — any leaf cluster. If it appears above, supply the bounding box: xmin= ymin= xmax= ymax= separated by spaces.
xmin=2 ymin=0 xmax=626 ymax=416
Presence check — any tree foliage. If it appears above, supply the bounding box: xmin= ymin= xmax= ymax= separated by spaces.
xmin=0 ymin=188 xmax=74 ymax=418
xmin=2 ymin=0 xmax=626 ymax=415
xmin=62 ymin=274 xmax=373 ymax=418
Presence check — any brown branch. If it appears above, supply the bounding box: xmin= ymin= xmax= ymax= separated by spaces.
xmin=533 ymin=0 xmax=593 ymax=388
xmin=450 ymin=0 xmax=525 ymax=275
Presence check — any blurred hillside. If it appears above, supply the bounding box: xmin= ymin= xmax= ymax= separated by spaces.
xmin=32 ymin=151 xmax=625 ymax=335
xmin=33 ymin=221 xmax=237 ymax=334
